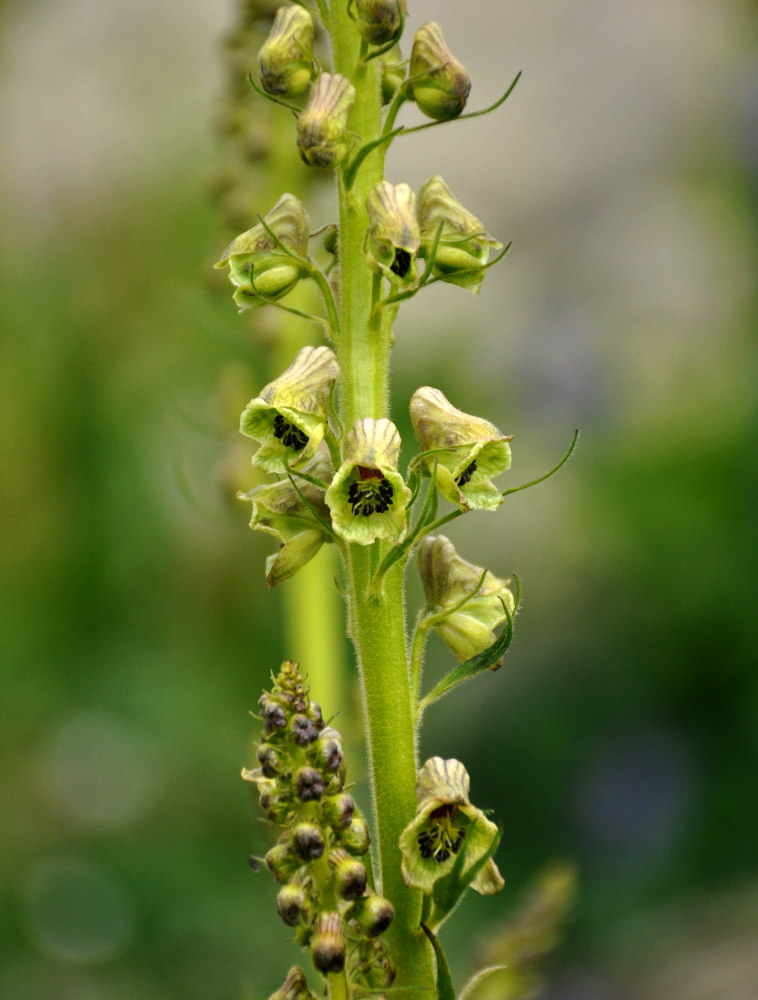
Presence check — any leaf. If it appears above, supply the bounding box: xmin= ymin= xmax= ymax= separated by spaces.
xmin=458 ymin=965 xmax=510 ymax=1000
xmin=419 ymin=578 xmax=521 ymax=711
xmin=421 ymin=924 xmax=455 ymax=1000
xmin=427 ymin=825 xmax=503 ymax=932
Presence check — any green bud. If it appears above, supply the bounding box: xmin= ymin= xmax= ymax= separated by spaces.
xmin=257 ymin=779 xmax=291 ymax=824
xmin=215 ymin=193 xmax=310 ymax=310
xmin=295 ymin=766 xmax=325 ymax=802
xmin=418 ymin=175 xmax=503 ymax=294
xmin=297 ymin=73 xmax=356 ymax=168
xmin=352 ymin=0 xmax=406 ymax=46
xmin=339 ymin=815 xmax=371 ymax=856
xmin=410 ymin=385 xmax=512 ymax=511
xmin=321 ymin=792 xmax=355 ymax=829
xmin=399 ymin=756 xmax=504 ymax=894
xmin=265 ymin=841 xmax=301 ymax=884
xmin=308 ymin=727 xmax=345 ymax=779
xmin=379 ymin=44 xmax=406 ymax=105
xmin=259 ymin=6 xmax=315 ymax=98
xmin=348 ymin=891 xmax=395 ymax=937
xmin=311 ymin=912 xmax=346 ymax=974
xmin=365 ymin=180 xmax=419 ymax=287
xmin=290 ymin=713 xmax=320 ymax=746
xmin=325 ymin=418 xmax=412 ymax=546
xmin=328 ymin=847 xmax=367 ymax=901
xmin=259 ymin=692 xmax=290 ymax=731
xmin=292 ymin=822 xmax=325 ymax=861
xmin=267 ymin=966 xmax=319 ymax=1000
xmin=417 ymin=534 xmax=515 ymax=663
xmin=257 ymin=742 xmax=285 ymax=778
xmin=409 ymin=21 xmax=471 ymax=121
xmin=276 ymin=880 xmax=312 ymax=926
xmin=240 ymin=346 xmax=339 ymax=474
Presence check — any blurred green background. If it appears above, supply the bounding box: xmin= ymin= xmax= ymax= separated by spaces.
xmin=2 ymin=0 xmax=757 ymax=997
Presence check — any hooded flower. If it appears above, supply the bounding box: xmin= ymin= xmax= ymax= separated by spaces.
xmin=258 ymin=6 xmax=315 ymax=98
xmin=297 ymin=73 xmax=356 ymax=168
xmin=409 ymin=22 xmax=471 ymax=121
xmin=352 ymin=0 xmax=406 ymax=46
xmin=399 ymin=757 xmax=504 ymax=894
xmin=410 ymin=386 xmax=512 ymax=511
xmin=418 ymin=175 xmax=503 ymax=294
xmin=364 ymin=181 xmax=420 ymax=288
xmin=215 ymin=193 xmax=309 ymax=311
xmin=240 ymin=346 xmax=339 ymax=473
xmin=417 ymin=535 xmax=515 ymax=662
xmin=238 ymin=451 xmax=333 ymax=587
xmin=325 ymin=418 xmax=412 ymax=545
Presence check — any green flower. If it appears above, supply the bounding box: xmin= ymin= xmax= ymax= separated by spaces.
xmin=399 ymin=756 xmax=504 ymax=894
xmin=325 ymin=418 xmax=412 ymax=546
xmin=215 ymin=193 xmax=309 ymax=311
xmin=418 ymin=175 xmax=503 ymax=294
xmin=238 ymin=451 xmax=333 ymax=588
xmin=410 ymin=385 xmax=512 ymax=511
xmin=365 ymin=181 xmax=420 ymax=288
xmin=297 ymin=73 xmax=356 ymax=168
xmin=258 ymin=6 xmax=315 ymax=98
xmin=352 ymin=0 xmax=406 ymax=46
xmin=409 ymin=22 xmax=471 ymax=121
xmin=241 ymin=346 xmax=339 ymax=473
xmin=417 ymin=534 xmax=515 ymax=662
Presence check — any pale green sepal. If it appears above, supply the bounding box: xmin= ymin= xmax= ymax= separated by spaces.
xmin=258 ymin=6 xmax=315 ymax=99
xmin=297 ymin=73 xmax=356 ymax=168
xmin=410 ymin=386 xmax=512 ymax=511
xmin=399 ymin=757 xmax=503 ymax=897
xmin=264 ymin=529 xmax=325 ymax=588
xmin=418 ymin=175 xmax=503 ymax=295
xmin=325 ymin=418 xmax=412 ymax=546
xmin=240 ymin=346 xmax=339 ymax=473
xmin=365 ymin=180 xmax=420 ymax=287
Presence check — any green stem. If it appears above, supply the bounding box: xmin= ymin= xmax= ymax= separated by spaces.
xmin=328 ymin=4 xmax=436 ymax=991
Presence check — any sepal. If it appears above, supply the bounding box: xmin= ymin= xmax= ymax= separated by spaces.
xmin=365 ymin=181 xmax=420 ymax=287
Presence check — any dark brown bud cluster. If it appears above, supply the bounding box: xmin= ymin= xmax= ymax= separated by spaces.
xmin=245 ymin=661 xmax=395 ymax=990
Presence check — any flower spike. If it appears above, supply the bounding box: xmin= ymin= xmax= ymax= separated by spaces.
xmin=410 ymin=386 xmax=512 ymax=511
xmin=325 ymin=418 xmax=412 ymax=545
xmin=240 ymin=345 xmax=339 ymax=473
xmin=399 ymin=757 xmax=504 ymax=894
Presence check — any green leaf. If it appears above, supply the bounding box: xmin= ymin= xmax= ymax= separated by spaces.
xmin=421 ymin=924 xmax=455 ymax=1000
xmin=428 ymin=825 xmax=504 ymax=931
xmin=418 ymin=578 xmax=522 ymax=711
xmin=458 ymin=965 xmax=510 ymax=1000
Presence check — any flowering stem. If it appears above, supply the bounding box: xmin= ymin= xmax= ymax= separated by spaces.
xmin=329 ymin=4 xmax=435 ymax=990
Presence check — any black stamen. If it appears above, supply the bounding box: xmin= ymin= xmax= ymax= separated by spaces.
xmin=417 ymin=804 xmax=467 ymax=863
xmin=455 ymin=460 xmax=477 ymax=487
xmin=348 ymin=475 xmax=394 ymax=517
xmin=390 ymin=248 xmax=412 ymax=278
xmin=273 ymin=413 xmax=308 ymax=451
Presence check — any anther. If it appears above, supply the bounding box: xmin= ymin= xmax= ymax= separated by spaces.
xmin=272 ymin=413 xmax=309 ymax=451
xmin=455 ymin=460 xmax=477 ymax=487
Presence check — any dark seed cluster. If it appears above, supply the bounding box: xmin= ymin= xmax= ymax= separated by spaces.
xmin=246 ymin=660 xmax=395 ymax=989
xmin=273 ymin=412 xmax=309 ymax=450
xmin=348 ymin=476 xmax=394 ymax=516
xmin=418 ymin=804 xmax=467 ymax=864
xmin=455 ymin=460 xmax=477 ymax=487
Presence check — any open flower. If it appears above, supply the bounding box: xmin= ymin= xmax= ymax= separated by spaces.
xmin=325 ymin=418 xmax=412 ymax=545
xmin=238 ymin=451 xmax=333 ymax=587
xmin=215 ymin=193 xmax=309 ymax=311
xmin=241 ymin=346 xmax=339 ymax=473
xmin=410 ymin=386 xmax=512 ymax=511
xmin=365 ymin=181 xmax=420 ymax=288
xmin=417 ymin=535 xmax=515 ymax=662
xmin=418 ymin=175 xmax=503 ymax=294
xmin=399 ymin=757 xmax=504 ymax=894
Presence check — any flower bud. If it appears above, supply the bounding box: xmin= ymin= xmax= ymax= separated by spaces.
xmin=309 ymin=728 xmax=344 ymax=777
xmin=418 ymin=175 xmax=503 ymax=294
xmin=379 ymin=44 xmax=406 ymax=105
xmin=259 ymin=693 xmax=289 ymax=731
xmin=365 ymin=181 xmax=419 ymax=287
xmin=353 ymin=0 xmax=406 ymax=46
xmin=339 ymin=815 xmax=371 ymax=855
xmin=240 ymin=346 xmax=339 ymax=474
xmin=290 ymin=713 xmax=319 ymax=746
xmin=417 ymin=535 xmax=515 ymax=663
xmin=257 ymin=742 xmax=284 ymax=778
xmin=297 ymin=73 xmax=356 ymax=168
xmin=258 ymin=781 xmax=291 ymax=824
xmin=259 ymin=6 xmax=315 ymax=98
xmin=311 ymin=912 xmax=346 ymax=974
xmin=215 ymin=193 xmax=309 ymax=310
xmin=295 ymin=766 xmax=325 ymax=802
xmin=321 ymin=792 xmax=355 ymax=829
xmin=276 ymin=880 xmax=312 ymax=926
xmin=307 ymin=701 xmax=324 ymax=730
xmin=267 ymin=966 xmax=319 ymax=1000
xmin=325 ymin=418 xmax=412 ymax=546
xmin=292 ymin=822 xmax=325 ymax=861
xmin=409 ymin=22 xmax=471 ymax=121
xmin=349 ymin=892 xmax=395 ymax=937
xmin=265 ymin=841 xmax=301 ymax=884
xmin=328 ymin=848 xmax=367 ymax=900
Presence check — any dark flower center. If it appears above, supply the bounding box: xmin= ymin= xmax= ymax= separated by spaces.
xmin=348 ymin=468 xmax=394 ymax=517
xmin=273 ymin=413 xmax=309 ymax=450
xmin=455 ymin=460 xmax=477 ymax=487
xmin=418 ymin=804 xmax=467 ymax=864
xmin=391 ymin=248 xmax=412 ymax=278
